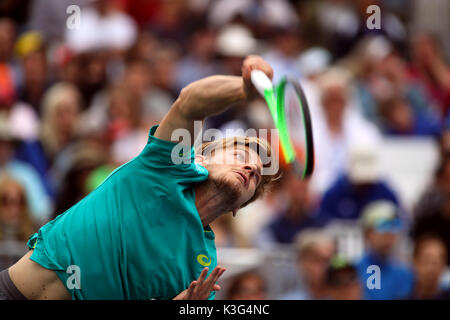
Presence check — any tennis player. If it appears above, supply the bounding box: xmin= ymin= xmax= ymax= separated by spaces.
xmin=0 ymin=55 xmax=276 ymax=300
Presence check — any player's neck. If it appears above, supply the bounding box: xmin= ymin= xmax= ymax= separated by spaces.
xmin=194 ymin=182 xmax=231 ymax=227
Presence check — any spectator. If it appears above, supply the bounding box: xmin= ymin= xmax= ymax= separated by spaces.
xmin=0 ymin=18 xmax=16 ymax=64
xmin=107 ymin=85 xmax=145 ymax=164
xmin=409 ymin=234 xmax=450 ymax=299
xmin=262 ymin=27 xmax=304 ymax=83
xmin=0 ymin=174 xmax=36 ymax=242
xmin=311 ymin=67 xmax=382 ymax=195
xmin=174 ymin=26 xmax=219 ymax=92
xmin=121 ymin=58 xmax=173 ymax=125
xmin=0 ymin=116 xmax=51 ymax=223
xmin=258 ymin=170 xmax=322 ymax=247
xmin=317 ymin=144 xmax=401 ymax=224
xmin=325 ymin=256 xmax=363 ymax=300
xmin=357 ymin=200 xmax=414 ymax=300
xmin=53 ymin=143 xmax=105 ymax=218
xmin=40 ymin=82 xmax=82 ymax=161
xmin=0 ymin=174 xmax=37 ymax=270
xmin=14 ymin=31 xmax=51 ymax=114
xmin=411 ymin=156 xmax=450 ymax=264
xmin=38 ymin=82 xmax=84 ymax=194
xmin=378 ymin=93 xmax=441 ymax=138
xmin=280 ymin=229 xmax=335 ymax=300
xmin=225 ymin=271 xmax=267 ymax=300
xmin=352 ymin=40 xmax=443 ymax=137
xmin=64 ymin=0 xmax=137 ymax=54
xmin=409 ymin=33 xmax=450 ymax=119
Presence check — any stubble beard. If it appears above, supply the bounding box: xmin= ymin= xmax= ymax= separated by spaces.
xmin=209 ymin=171 xmax=242 ymax=211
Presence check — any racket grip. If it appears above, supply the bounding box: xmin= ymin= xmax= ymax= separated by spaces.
xmin=250 ymin=70 xmax=273 ymax=97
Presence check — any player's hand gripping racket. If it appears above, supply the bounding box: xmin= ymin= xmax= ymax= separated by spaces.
xmin=251 ymin=70 xmax=314 ymax=178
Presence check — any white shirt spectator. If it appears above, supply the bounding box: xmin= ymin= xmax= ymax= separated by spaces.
xmin=65 ymin=6 xmax=137 ymax=53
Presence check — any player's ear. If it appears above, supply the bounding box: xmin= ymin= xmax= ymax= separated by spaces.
xmin=195 ymin=154 xmax=207 ymax=166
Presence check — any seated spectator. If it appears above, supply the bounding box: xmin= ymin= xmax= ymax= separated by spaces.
xmin=122 ymin=58 xmax=174 ymax=125
xmin=354 ymin=44 xmax=442 ymax=137
xmin=357 ymin=201 xmax=414 ymax=300
xmin=378 ymin=93 xmax=441 ymax=138
xmin=64 ymin=0 xmax=137 ymax=54
xmin=0 ymin=117 xmax=51 ymax=223
xmin=409 ymin=33 xmax=450 ymax=119
xmin=0 ymin=175 xmax=37 ymax=269
xmin=325 ymin=256 xmax=363 ymax=300
xmin=14 ymin=31 xmax=51 ymax=114
xmin=174 ymin=26 xmax=219 ymax=92
xmin=311 ymin=67 xmax=382 ymax=195
xmin=280 ymin=229 xmax=335 ymax=300
xmin=258 ymin=170 xmax=322 ymax=246
xmin=317 ymin=144 xmax=401 ymax=224
xmin=52 ymin=143 xmax=106 ymax=218
xmin=40 ymin=82 xmax=82 ymax=162
xmin=409 ymin=234 xmax=450 ymax=300
xmin=225 ymin=270 xmax=267 ymax=300
xmin=411 ymin=156 xmax=450 ymax=265
xmin=0 ymin=174 xmax=36 ymax=241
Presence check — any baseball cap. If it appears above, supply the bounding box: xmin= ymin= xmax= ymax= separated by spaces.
xmin=360 ymin=200 xmax=403 ymax=233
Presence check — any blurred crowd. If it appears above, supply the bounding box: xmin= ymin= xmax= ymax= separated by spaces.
xmin=0 ymin=0 xmax=449 ymax=300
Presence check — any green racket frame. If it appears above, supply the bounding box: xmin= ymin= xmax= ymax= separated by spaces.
xmin=261 ymin=76 xmax=314 ymax=179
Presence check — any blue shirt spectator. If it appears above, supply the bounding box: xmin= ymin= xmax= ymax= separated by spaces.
xmin=357 ymin=200 xmax=414 ymax=300
xmin=256 ymin=170 xmax=323 ymax=247
xmin=357 ymin=251 xmax=414 ymax=300
xmin=318 ymin=174 xmax=400 ymax=224
xmin=0 ymin=160 xmax=52 ymax=223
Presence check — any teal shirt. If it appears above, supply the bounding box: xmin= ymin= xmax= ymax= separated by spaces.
xmin=27 ymin=125 xmax=217 ymax=300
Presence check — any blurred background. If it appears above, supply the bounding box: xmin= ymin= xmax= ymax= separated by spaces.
xmin=0 ymin=0 xmax=449 ymax=300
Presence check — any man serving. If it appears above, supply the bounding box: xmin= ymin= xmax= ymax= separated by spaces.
xmin=0 ymin=56 xmax=276 ymax=300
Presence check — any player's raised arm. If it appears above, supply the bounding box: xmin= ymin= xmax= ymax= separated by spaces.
xmin=154 ymin=55 xmax=273 ymax=143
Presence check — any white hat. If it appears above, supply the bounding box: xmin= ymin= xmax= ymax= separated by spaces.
xmin=216 ymin=24 xmax=258 ymax=57
xmin=347 ymin=144 xmax=380 ymax=183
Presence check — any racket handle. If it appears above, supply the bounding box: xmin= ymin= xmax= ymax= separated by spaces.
xmin=250 ymin=70 xmax=273 ymax=97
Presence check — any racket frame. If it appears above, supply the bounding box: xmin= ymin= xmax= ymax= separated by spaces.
xmin=250 ymin=71 xmax=314 ymax=179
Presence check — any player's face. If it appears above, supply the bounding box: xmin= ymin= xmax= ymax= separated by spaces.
xmin=205 ymin=145 xmax=263 ymax=209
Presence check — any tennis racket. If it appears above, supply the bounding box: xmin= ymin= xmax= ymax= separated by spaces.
xmin=250 ymin=70 xmax=314 ymax=179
